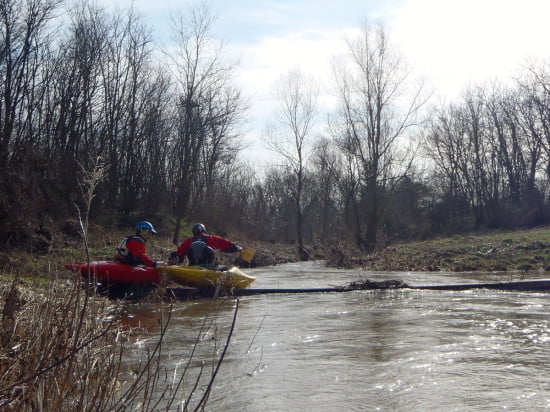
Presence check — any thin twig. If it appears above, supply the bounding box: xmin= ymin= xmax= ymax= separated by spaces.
xmin=193 ymin=299 xmax=239 ymax=411
xmin=246 ymin=313 xmax=267 ymax=354
xmin=111 ymin=305 xmax=174 ymax=410
xmin=247 ymin=347 xmax=264 ymax=378
xmin=175 ymin=305 xmax=220 ymax=410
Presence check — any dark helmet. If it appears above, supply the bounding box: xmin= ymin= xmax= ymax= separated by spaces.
xmin=137 ymin=221 xmax=157 ymax=234
xmin=192 ymin=223 xmax=206 ymax=236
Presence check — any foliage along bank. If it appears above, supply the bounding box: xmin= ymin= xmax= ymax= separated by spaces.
xmin=2 ymin=1 xmax=550 ymax=256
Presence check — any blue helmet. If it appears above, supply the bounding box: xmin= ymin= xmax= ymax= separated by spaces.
xmin=137 ymin=221 xmax=157 ymax=234
xmin=192 ymin=223 xmax=206 ymax=236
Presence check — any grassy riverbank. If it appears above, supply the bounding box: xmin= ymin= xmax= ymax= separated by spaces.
xmin=344 ymin=227 xmax=550 ymax=273
xmin=250 ymin=227 xmax=550 ymax=275
xmin=2 ymin=226 xmax=550 ymax=288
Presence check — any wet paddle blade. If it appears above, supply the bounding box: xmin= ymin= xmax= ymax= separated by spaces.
xmin=240 ymin=248 xmax=256 ymax=263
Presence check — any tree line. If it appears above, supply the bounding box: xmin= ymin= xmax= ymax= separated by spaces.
xmin=2 ymin=0 xmax=550 ymax=256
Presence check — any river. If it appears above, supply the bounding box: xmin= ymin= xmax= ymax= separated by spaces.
xmin=120 ymin=261 xmax=550 ymax=411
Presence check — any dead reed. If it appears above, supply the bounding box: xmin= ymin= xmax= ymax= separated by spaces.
xmin=0 ymin=160 xmax=239 ymax=410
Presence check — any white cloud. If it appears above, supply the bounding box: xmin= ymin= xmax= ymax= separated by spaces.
xmin=230 ymin=29 xmax=348 ymax=117
xmin=235 ymin=28 xmax=365 ymax=98
xmin=94 ymin=0 xmax=550 ymax=167
xmin=388 ymin=0 xmax=550 ymax=99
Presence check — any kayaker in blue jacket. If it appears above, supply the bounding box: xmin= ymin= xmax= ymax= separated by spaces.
xmin=116 ymin=221 xmax=160 ymax=267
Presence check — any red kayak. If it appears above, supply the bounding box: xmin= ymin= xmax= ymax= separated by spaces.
xmin=66 ymin=261 xmax=161 ymax=284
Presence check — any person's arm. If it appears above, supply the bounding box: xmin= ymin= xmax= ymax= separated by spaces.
xmin=176 ymin=238 xmax=193 ymax=260
xmin=207 ymin=235 xmax=242 ymax=253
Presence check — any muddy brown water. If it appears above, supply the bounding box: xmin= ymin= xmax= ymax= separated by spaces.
xmin=120 ymin=261 xmax=550 ymax=411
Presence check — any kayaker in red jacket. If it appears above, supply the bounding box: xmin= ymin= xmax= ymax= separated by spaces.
xmin=116 ymin=221 xmax=160 ymax=267
xmin=169 ymin=223 xmax=242 ymax=267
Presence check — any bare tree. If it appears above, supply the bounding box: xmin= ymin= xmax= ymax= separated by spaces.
xmin=485 ymin=83 xmax=542 ymax=208
xmin=47 ymin=2 xmax=166 ymax=222
xmin=331 ymin=21 xmax=428 ymax=251
xmin=518 ymin=61 xmax=550 ymax=179
xmin=265 ymin=68 xmax=319 ymax=259
xmin=0 ymin=0 xmax=61 ymax=165
xmin=166 ymin=1 xmax=243 ymax=243
xmin=423 ymin=78 xmax=549 ymax=232
xmin=45 ymin=2 xmax=107 ymax=206
xmin=310 ymin=137 xmax=341 ymax=241
xmin=422 ymin=103 xmax=472 ymax=224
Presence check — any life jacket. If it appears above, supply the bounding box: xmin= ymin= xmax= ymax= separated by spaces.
xmin=116 ymin=237 xmax=131 ymax=259
xmin=115 ymin=235 xmax=144 ymax=266
xmin=188 ymin=235 xmax=215 ymax=265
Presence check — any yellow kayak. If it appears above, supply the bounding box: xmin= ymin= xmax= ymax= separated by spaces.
xmin=158 ymin=265 xmax=256 ymax=289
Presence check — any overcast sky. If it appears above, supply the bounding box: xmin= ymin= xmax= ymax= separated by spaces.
xmin=97 ymin=0 xmax=550 ymax=166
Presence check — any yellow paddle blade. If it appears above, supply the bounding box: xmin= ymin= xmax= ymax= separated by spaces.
xmin=240 ymin=248 xmax=256 ymax=263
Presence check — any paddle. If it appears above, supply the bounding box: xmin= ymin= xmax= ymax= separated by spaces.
xmin=239 ymin=247 xmax=256 ymax=264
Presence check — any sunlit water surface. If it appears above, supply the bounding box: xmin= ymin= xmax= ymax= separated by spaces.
xmin=121 ymin=261 xmax=550 ymax=411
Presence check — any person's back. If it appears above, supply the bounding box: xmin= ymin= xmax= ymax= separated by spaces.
xmin=170 ymin=223 xmax=242 ymax=267
xmin=188 ymin=234 xmax=216 ymax=266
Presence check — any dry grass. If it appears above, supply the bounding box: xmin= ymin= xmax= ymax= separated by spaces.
xmin=0 ymin=222 xmax=244 ymax=410
xmin=0 ymin=275 xmax=127 ymax=409
xmin=0 ymin=272 xmax=240 ymax=410
xmin=0 ymin=162 xmax=245 ymax=410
